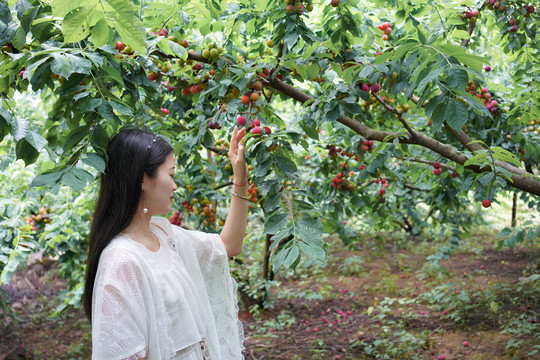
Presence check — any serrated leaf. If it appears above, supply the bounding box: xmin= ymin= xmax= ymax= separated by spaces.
xmin=282 ymin=245 xmax=300 ymax=269
xmin=431 ymin=103 xmax=446 ymax=132
xmin=12 ymin=116 xmax=28 ymax=141
xmin=450 ymin=29 xmax=470 ymax=40
xmin=0 ymin=1 xmax=12 ymax=24
xmin=90 ymin=17 xmax=109 ymax=47
xmin=491 ymin=147 xmax=522 ymax=167
xmin=463 ymin=153 xmax=488 ymax=167
xmin=51 ymin=53 xmax=92 ymax=79
xmin=264 ymin=212 xmax=288 ymax=234
xmin=106 ymin=0 xmax=146 ymax=55
xmin=108 ymin=101 xmax=133 ymax=116
xmin=478 ymin=172 xmax=494 ymax=186
xmin=24 ymin=130 xmax=47 ymax=151
xmin=81 ymin=153 xmax=106 ymax=173
xmin=16 ymin=0 xmax=32 ymax=20
xmin=436 ymin=43 xmax=484 ymax=72
xmin=445 ymin=99 xmax=468 ymax=131
xmin=11 ymin=26 xmax=25 ymax=50
xmin=51 ymin=0 xmax=86 ymax=17
xmin=61 ymin=5 xmax=96 ymax=43
xmin=447 ymin=69 xmax=468 ymax=91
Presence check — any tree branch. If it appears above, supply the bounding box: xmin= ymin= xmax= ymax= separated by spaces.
xmin=183 ymin=51 xmax=540 ymax=197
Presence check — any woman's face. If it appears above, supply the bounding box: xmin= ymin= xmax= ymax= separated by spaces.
xmin=143 ymin=153 xmax=177 ymax=215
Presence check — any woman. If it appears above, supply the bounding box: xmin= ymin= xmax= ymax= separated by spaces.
xmin=83 ymin=127 xmax=248 ymax=360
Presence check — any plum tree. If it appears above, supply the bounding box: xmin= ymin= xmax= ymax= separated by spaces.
xmin=0 ymin=0 xmax=538 ymax=277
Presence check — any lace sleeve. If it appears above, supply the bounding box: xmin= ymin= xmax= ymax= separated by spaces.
xmin=92 ymin=248 xmax=149 ymax=360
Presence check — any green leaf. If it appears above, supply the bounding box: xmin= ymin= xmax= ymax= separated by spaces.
xmin=491 ymin=147 xmax=522 ymax=167
xmin=282 ymin=244 xmax=300 ymax=269
xmin=431 ymin=103 xmax=446 ymax=132
xmin=61 ymin=169 xmax=86 ymax=191
xmin=12 ymin=116 xmax=28 ymax=141
xmin=478 ymin=172 xmax=494 ymax=186
xmin=450 ymin=29 xmax=470 ymax=40
xmin=24 ymin=130 xmax=47 ymax=151
xmin=11 ymin=26 xmax=25 ymax=50
xmin=190 ymin=1 xmax=211 ymax=18
xmin=264 ymin=212 xmax=288 ymax=234
xmin=16 ymin=0 xmax=32 ymax=21
xmin=81 ymin=153 xmax=106 ymax=173
xmin=0 ymin=1 xmax=12 ymax=24
xmin=15 ymin=137 xmax=39 ymax=165
xmin=61 ymin=5 xmax=97 ymax=43
xmin=106 ymin=0 xmax=146 ymax=55
xmin=463 ymin=153 xmax=488 ymax=167
xmin=90 ymin=17 xmax=109 ymax=47
xmin=108 ymin=101 xmax=133 ymax=116
xmin=436 ymin=43 xmax=484 ymax=72
xmin=31 ymin=169 xmax=65 ymax=187
xmin=51 ymin=0 xmax=86 ymax=18
xmin=51 ymin=53 xmax=92 ymax=79
xmin=445 ymin=99 xmax=468 ymax=131
xmin=21 ymin=5 xmax=39 ymax=33
xmin=299 ymin=119 xmax=319 ymax=140
xmin=275 ymin=155 xmax=297 ymax=174
xmin=447 ymin=69 xmax=468 ymax=91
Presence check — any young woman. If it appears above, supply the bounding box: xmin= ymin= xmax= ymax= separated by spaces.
xmin=83 ymin=127 xmax=248 ymax=360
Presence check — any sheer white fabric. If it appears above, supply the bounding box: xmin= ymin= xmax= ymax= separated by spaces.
xmin=91 ymin=216 xmax=244 ymax=360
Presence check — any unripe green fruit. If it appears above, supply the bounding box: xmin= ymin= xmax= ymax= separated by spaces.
xmin=202 ymin=49 xmax=210 ymax=58
xmin=210 ymin=48 xmax=219 ymax=57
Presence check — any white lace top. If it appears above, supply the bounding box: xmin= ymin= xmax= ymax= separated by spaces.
xmin=91 ymin=216 xmax=244 ymax=360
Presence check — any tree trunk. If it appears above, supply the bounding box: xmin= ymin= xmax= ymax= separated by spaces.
xmin=511 ymin=192 xmax=517 ymax=228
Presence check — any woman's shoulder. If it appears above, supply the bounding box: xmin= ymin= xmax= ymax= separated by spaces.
xmin=100 ymin=233 xmax=143 ymax=263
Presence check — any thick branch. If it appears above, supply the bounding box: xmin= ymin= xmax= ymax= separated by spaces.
xmin=267 ymin=78 xmax=540 ymax=196
xmin=183 ymin=51 xmax=540 ymax=196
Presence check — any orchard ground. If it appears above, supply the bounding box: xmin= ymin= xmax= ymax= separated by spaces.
xmin=0 ymin=202 xmax=538 ymax=360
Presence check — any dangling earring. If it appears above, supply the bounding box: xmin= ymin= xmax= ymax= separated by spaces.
xmin=143 ymin=192 xmax=149 ymax=214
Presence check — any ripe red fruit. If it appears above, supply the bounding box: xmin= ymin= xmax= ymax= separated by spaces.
xmin=181 ymin=39 xmax=189 ymax=48
xmin=240 ymin=95 xmax=250 ymax=105
xmin=510 ymin=25 xmax=518 ymax=32
xmin=237 ymin=116 xmax=247 ymax=126
xmin=331 ymin=0 xmax=339 ymax=7
xmin=509 ymin=19 xmax=516 ymax=26
xmin=433 ymin=168 xmax=442 ymax=175
xmin=160 ymin=108 xmax=168 ymax=115
xmin=370 ymin=83 xmax=380 ymax=93
xmin=148 ymin=71 xmax=157 ymax=81
xmin=463 ymin=341 xmax=469 ymax=347
xmin=251 ymin=126 xmax=262 ymax=135
xmin=193 ymin=63 xmax=202 ymax=72
xmin=263 ymin=126 xmax=272 ymax=135
xmin=482 ymin=199 xmax=491 ymax=208
xmin=252 ymin=118 xmax=261 ymax=127
xmin=484 ymin=65 xmax=491 ymax=72
xmin=437 ymin=356 xmax=446 ymax=360
xmin=159 ymin=28 xmax=169 ymax=36
xmin=433 ymin=162 xmax=441 ymax=169
xmin=252 ymin=81 xmax=263 ymax=91
xmin=115 ymin=41 xmax=125 ymax=51
xmin=472 ymin=9 xmax=479 ymax=17
xmin=19 ymin=70 xmax=24 ymax=79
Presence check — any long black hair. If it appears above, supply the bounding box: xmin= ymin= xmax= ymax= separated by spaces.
xmin=83 ymin=128 xmax=173 ymax=321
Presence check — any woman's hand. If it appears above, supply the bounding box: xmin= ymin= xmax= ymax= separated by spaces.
xmin=228 ymin=126 xmax=248 ymax=183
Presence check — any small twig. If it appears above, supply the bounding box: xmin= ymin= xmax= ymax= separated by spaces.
xmin=371 ymin=92 xmax=416 ymax=137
